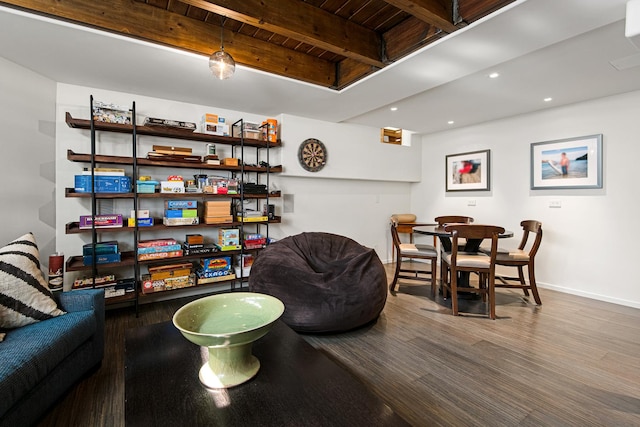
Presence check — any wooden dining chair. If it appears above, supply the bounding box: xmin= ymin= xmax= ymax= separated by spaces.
xmin=389 ymin=218 xmax=438 ymax=296
xmin=441 ymin=224 xmax=505 ymax=319
xmin=391 ymin=213 xmax=418 ymax=243
xmin=390 ymin=214 xmax=435 ymax=262
xmin=434 ymin=215 xmax=474 ymax=284
xmin=434 ymin=215 xmax=474 ymax=226
xmin=493 ymin=220 xmax=543 ymax=305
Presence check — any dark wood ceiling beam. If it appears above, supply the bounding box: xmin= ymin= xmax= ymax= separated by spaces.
xmin=179 ymin=0 xmax=386 ymax=67
xmin=0 ymin=0 xmax=336 ymax=87
xmin=384 ymin=16 xmax=443 ymax=61
xmin=336 ymin=58 xmax=378 ymax=90
xmin=382 ymin=0 xmax=458 ymax=33
xmin=458 ymin=0 xmax=515 ymax=22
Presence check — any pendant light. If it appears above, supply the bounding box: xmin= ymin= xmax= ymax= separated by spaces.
xmin=209 ymin=17 xmax=235 ymax=80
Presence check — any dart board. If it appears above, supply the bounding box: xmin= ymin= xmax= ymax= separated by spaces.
xmin=298 ymin=138 xmax=327 ymax=172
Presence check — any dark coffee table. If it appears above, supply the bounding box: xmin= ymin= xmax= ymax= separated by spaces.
xmin=125 ymin=320 xmax=409 ymax=426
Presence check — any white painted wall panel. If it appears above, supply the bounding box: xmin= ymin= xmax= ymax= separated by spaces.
xmin=279 ymin=114 xmax=421 ymax=182
xmin=0 ymin=57 xmax=56 ymax=267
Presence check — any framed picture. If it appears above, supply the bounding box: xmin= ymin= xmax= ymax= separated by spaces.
xmin=530 ymin=134 xmax=603 ymax=189
xmin=445 ymin=149 xmax=490 ymax=192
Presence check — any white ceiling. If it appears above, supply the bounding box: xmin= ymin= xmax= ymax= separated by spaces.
xmin=1 ymin=0 xmax=639 ymax=135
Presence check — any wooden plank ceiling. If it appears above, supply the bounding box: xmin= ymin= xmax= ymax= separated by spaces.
xmin=1 ymin=0 xmax=515 ymax=89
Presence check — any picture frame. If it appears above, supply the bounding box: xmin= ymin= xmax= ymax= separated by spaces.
xmin=530 ymin=134 xmax=603 ymax=190
xmin=445 ymin=149 xmax=490 ymax=192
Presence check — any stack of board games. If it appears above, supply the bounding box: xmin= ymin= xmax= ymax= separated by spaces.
xmin=103 ymin=278 xmax=135 ymax=298
xmin=79 ymin=214 xmax=123 ymax=229
xmin=238 ymin=182 xmax=267 ymax=194
xmin=201 ymin=113 xmax=229 ymax=136
xmin=196 ymin=256 xmax=235 ymax=285
xmin=141 ymin=262 xmax=194 ymax=294
xmin=147 ymin=144 xmax=201 ymax=162
xmin=203 ymin=154 xmax=220 ymax=165
xmin=73 ymin=273 xmax=116 ymax=289
xmin=217 ymin=228 xmax=241 ymax=251
xmin=243 ymin=233 xmax=267 ymax=250
xmin=127 ymin=209 xmax=153 ymax=227
xmin=163 ymin=200 xmax=200 ymax=226
xmin=74 ymin=175 xmax=131 ymax=193
xmin=137 ymin=238 xmax=183 ymax=261
xmin=204 ymin=200 xmax=232 ymax=224
xmin=144 ymin=119 xmax=196 ymax=131
xmin=160 ymin=178 xmax=185 ymax=194
xmin=236 ymin=209 xmax=268 ymax=223
xmin=72 ymin=274 xmax=135 ymax=298
xmin=182 ymin=233 xmax=218 ymax=256
xmin=82 ymin=241 xmax=121 ymax=266
xmin=92 ymin=101 xmax=131 ymax=124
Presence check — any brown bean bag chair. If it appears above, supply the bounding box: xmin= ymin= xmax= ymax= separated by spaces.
xmin=248 ymin=232 xmax=387 ymax=333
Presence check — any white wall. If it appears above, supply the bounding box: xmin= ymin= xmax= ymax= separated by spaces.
xmin=276 ymin=176 xmax=412 ymax=260
xmin=55 ymin=84 xmax=415 ymax=288
xmin=0 ymin=57 xmax=56 ymax=267
xmin=279 ymin=114 xmax=422 ymax=182
xmin=414 ymin=90 xmax=640 ymax=308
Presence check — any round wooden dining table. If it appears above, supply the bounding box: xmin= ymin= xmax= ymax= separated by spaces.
xmin=412 ymin=224 xmax=513 ymax=252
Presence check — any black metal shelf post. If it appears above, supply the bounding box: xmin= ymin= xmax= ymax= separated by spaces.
xmin=87 ymin=96 xmax=139 ymax=313
xmin=231 ymin=118 xmax=245 ymax=289
xmin=131 ymin=101 xmax=140 ymax=315
xmin=89 ymin=96 xmax=98 ymax=284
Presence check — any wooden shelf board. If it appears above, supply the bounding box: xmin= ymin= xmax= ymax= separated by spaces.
xmin=104 ymin=292 xmax=137 ymax=305
xmin=66 ymin=251 xmax=136 ymax=272
xmin=138 ymin=276 xmax=237 ymax=298
xmin=67 ymin=150 xmax=282 ymax=173
xmin=65 ymin=188 xmax=135 ymax=199
xmin=66 ymin=113 xmax=281 ymax=148
xmin=65 ymin=248 xmax=256 ymax=271
xmin=138 ymin=250 xmax=242 ymax=266
xmin=66 ymin=217 xmax=279 ymax=234
xmin=66 ymin=222 xmax=132 ymax=234
xmin=65 ymin=186 xmax=280 ymax=200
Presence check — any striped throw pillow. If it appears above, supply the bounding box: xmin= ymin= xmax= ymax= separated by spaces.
xmin=0 ymin=233 xmax=65 ymax=329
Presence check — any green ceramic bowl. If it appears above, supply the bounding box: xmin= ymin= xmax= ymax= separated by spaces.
xmin=173 ymin=292 xmax=284 ymax=388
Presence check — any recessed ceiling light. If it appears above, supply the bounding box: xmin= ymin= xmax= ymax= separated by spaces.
xmin=390 ymin=107 xmax=398 ymax=111
xmin=448 ymin=121 xmax=455 ymax=125
xmin=544 ymin=97 xmax=553 ymax=102
xmin=488 ymin=72 xmax=500 ymax=79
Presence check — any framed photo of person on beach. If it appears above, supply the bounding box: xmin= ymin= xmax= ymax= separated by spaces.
xmin=445 ymin=149 xmax=490 ymax=192
xmin=530 ymin=134 xmax=603 ymax=190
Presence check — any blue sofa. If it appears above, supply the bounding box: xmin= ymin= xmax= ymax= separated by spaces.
xmin=0 ymin=289 xmax=105 ymax=427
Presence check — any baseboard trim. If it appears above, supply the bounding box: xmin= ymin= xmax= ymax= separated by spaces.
xmin=538 ymin=283 xmax=640 ymax=309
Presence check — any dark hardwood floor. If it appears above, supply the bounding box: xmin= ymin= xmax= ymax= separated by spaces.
xmin=37 ymin=264 xmax=640 ymax=426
